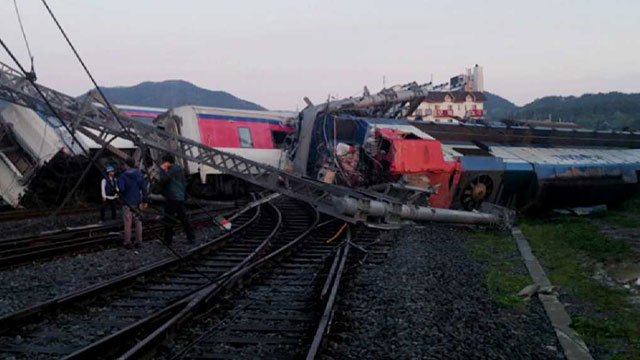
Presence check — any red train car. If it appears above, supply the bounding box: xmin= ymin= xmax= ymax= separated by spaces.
xmin=156 ymin=105 xmax=296 ymax=194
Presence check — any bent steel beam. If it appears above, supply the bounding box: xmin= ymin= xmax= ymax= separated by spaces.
xmin=0 ymin=61 xmax=505 ymax=227
xmin=293 ymin=82 xmax=431 ymax=174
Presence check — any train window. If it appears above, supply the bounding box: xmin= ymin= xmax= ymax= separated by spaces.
xmin=238 ymin=127 xmax=254 ymax=148
xmin=271 ymin=130 xmax=288 ymax=149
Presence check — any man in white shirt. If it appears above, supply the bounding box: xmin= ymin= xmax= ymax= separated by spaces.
xmin=100 ymin=165 xmax=119 ymax=222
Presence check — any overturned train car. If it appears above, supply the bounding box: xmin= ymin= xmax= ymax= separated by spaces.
xmin=0 ymin=103 xmax=165 ymax=208
xmin=413 ymin=121 xmax=640 ymax=210
xmin=0 ymin=102 xmax=297 ymax=207
xmin=1 ymin=97 xmax=639 ymax=212
xmin=300 ymin=113 xmax=640 ymax=211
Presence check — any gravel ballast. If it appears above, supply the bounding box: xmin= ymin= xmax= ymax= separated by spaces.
xmin=0 ymin=224 xmax=223 ymax=317
xmin=324 ymin=225 xmax=564 ymax=359
xmin=0 ymin=212 xmax=103 ymax=240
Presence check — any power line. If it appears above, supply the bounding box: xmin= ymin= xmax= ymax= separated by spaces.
xmin=0 ymin=3 xmax=232 ymax=283
xmin=40 ymin=0 xmax=142 ymax=146
xmin=12 ymin=0 xmax=35 ymax=78
xmin=39 ymin=0 xmax=225 ymax=229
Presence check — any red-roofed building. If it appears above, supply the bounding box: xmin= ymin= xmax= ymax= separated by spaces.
xmin=409 ymin=91 xmax=486 ymax=123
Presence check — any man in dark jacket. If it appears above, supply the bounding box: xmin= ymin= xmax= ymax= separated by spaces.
xmin=117 ymin=158 xmax=148 ymax=248
xmin=159 ymin=154 xmax=195 ymax=243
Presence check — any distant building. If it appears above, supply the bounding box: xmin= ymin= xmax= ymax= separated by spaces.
xmin=409 ymin=91 xmax=486 ymax=123
xmin=406 ymin=64 xmax=485 ymax=123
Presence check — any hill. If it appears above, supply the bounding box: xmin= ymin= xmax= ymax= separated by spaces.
xmin=484 ymin=92 xmax=518 ymax=120
xmin=484 ymin=91 xmax=640 ymax=130
xmin=517 ymin=92 xmax=640 ymax=129
xmin=84 ymin=80 xmax=265 ymax=110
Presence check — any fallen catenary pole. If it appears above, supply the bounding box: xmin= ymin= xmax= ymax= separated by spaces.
xmin=334 ymin=196 xmax=503 ymax=226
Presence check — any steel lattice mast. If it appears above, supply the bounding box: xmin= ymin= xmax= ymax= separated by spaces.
xmin=0 ymin=61 xmax=504 ymax=227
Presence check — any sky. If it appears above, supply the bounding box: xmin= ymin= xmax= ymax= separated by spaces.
xmin=1 ymin=0 xmax=639 ymax=110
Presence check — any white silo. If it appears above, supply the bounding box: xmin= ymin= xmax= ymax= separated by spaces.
xmin=472 ymin=65 xmax=484 ymax=92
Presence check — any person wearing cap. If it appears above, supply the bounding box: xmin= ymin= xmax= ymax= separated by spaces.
xmin=117 ymin=158 xmax=149 ymax=248
xmin=100 ymin=165 xmax=119 ymax=222
xmin=158 ymin=154 xmax=195 ymax=244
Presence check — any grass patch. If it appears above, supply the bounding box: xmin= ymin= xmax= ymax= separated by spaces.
xmin=605 ymin=195 xmax=640 ymax=229
xmin=521 ymin=218 xmax=640 ymax=358
xmin=469 ymin=231 xmax=531 ymax=310
xmin=522 ymin=218 xmax=631 ymax=263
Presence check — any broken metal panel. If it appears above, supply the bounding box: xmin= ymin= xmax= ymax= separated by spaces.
xmin=0 ymin=61 xmax=509 ymax=226
xmin=293 ymin=81 xmax=438 ymax=175
xmin=1 ymin=104 xmax=64 ymax=165
xmin=0 ymin=104 xmax=66 ymax=207
xmin=0 ymin=156 xmax=27 ymax=207
xmin=301 ymin=114 xmax=463 ymax=208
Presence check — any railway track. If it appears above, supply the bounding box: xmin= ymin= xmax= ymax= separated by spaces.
xmin=0 ymin=206 xmax=98 ymax=223
xmin=151 ymin=223 xmax=354 ymax=359
xmin=0 ymin=205 xmax=235 ymax=268
xmin=0 ymin=197 xmax=319 ymax=359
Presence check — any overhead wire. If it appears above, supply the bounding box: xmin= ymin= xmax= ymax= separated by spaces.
xmin=0 ymin=13 xmax=217 ymax=283
xmin=39 ymin=0 xmax=224 ymax=228
xmin=0 ymin=1 xmax=55 ymax=207
xmin=35 ymin=0 xmax=285 ymax=282
xmin=12 ymin=0 xmax=35 ymax=78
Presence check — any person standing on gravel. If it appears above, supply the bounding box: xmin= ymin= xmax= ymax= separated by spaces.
xmin=158 ymin=154 xmax=195 ymax=244
xmin=99 ymin=165 xmax=119 ymax=222
xmin=117 ymin=158 xmax=148 ymax=248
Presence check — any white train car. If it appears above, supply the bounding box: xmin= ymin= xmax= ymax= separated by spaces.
xmin=0 ymin=103 xmax=167 ymax=207
xmin=0 ymin=104 xmax=68 ymax=207
xmin=156 ymin=105 xmax=296 ymax=194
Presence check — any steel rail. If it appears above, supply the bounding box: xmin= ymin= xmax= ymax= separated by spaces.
xmin=0 ymin=198 xmax=322 ymax=359
xmin=61 ymin=201 xmax=288 ymax=360
xmin=128 ymin=215 xmax=369 ymax=359
xmin=0 ymin=203 xmax=261 ymax=334
xmin=60 ymin=199 xmax=318 ymax=360
xmin=116 ymin=199 xmax=321 ymax=359
xmin=0 ymin=206 xmax=235 ymax=268
xmin=0 ymin=206 xmax=98 ymax=222
xmin=306 ymin=238 xmax=351 ymax=360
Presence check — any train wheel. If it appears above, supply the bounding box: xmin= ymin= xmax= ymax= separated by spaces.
xmin=460 ymin=174 xmax=494 ymax=210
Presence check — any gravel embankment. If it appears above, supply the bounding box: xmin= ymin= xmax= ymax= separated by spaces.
xmin=0 ymin=212 xmax=103 ymax=240
xmin=0 ymin=224 xmax=222 ymax=317
xmin=323 ymin=225 xmax=564 ymax=360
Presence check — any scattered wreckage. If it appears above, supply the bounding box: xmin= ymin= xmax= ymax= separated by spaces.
xmin=0 ymin=61 xmax=639 ymax=229
xmin=0 ymin=61 xmax=510 ymax=228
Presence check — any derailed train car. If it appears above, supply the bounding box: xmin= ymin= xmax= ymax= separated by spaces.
xmin=481 ymin=146 xmax=640 ymax=210
xmin=0 ymin=102 xmax=297 ymax=207
xmin=152 ymin=105 xmax=296 ymax=195
xmin=0 ymin=103 xmax=165 ymax=207
xmin=422 ymin=121 xmax=640 ymax=210
xmin=301 ymin=113 xmax=640 ymax=211
xmin=417 ymin=123 xmax=640 ymax=211
xmin=0 ymin=103 xmax=69 ymax=207
xmin=1 ymin=96 xmax=638 ymax=211
xmin=302 ymin=115 xmax=461 ymax=208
